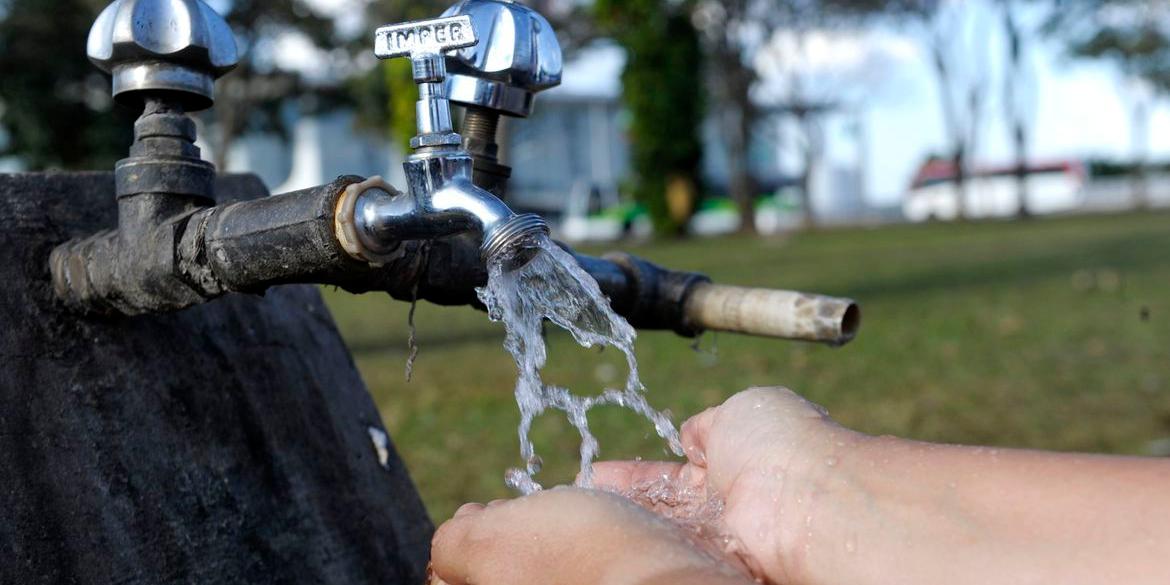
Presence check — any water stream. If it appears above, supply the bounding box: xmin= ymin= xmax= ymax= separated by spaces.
xmin=477 ymin=234 xmax=684 ymax=494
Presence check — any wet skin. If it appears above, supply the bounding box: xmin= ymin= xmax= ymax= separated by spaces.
xmin=431 ymin=387 xmax=1170 ymax=585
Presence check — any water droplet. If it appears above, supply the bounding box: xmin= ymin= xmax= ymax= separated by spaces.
xmin=526 ymin=454 xmax=544 ymax=474
xmin=825 ymin=456 xmax=838 ymax=467
xmin=845 ymin=535 xmax=857 ymax=554
xmin=505 ymin=468 xmax=542 ymax=495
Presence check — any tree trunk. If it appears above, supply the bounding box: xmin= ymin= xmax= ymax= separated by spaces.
xmin=1131 ymin=95 xmax=1150 ymax=209
xmin=799 ymin=161 xmax=815 ymax=229
xmin=1013 ymin=124 xmax=1031 ymax=218
xmin=726 ymin=97 xmax=758 ymax=233
xmin=952 ymin=146 xmax=968 ymax=221
xmin=1002 ymin=2 xmax=1030 ymax=219
xmin=708 ymin=37 xmax=758 ymax=235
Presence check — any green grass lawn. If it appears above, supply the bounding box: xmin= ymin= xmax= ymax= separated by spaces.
xmin=323 ymin=211 xmax=1170 ymax=521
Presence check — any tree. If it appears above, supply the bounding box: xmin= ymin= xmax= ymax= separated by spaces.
xmin=755 ymin=16 xmax=891 ymax=228
xmin=692 ymin=0 xmax=766 ymax=232
xmin=693 ymin=0 xmax=889 ymax=232
xmin=908 ymin=0 xmax=996 ymax=221
xmin=1049 ymin=0 xmax=1170 ymax=208
xmin=596 ymin=0 xmax=705 ymax=236
xmin=999 ymin=0 xmax=1040 ymax=218
xmin=0 ymin=0 xmax=134 ymax=170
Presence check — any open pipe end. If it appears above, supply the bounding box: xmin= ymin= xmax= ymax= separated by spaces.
xmin=831 ymin=302 xmax=862 ymax=348
xmin=684 ymin=283 xmax=862 ymax=346
xmin=481 ymin=213 xmax=550 ymax=270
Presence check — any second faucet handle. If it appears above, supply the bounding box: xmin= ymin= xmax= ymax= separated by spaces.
xmin=374 ymin=15 xmax=479 ymax=150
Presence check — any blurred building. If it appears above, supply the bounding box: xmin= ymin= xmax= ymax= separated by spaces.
xmin=902 ymin=158 xmax=1170 ymax=222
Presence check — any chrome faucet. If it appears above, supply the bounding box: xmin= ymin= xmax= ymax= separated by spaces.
xmin=440 ymin=0 xmax=563 ymax=198
xmin=346 ymin=15 xmax=550 ymax=267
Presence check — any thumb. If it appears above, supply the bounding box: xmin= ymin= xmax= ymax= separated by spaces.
xmin=680 ymin=406 xmax=718 ymax=468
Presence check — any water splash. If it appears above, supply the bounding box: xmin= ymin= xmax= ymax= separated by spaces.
xmin=477 ymin=235 xmax=683 ymax=493
xmin=616 ymin=478 xmax=755 ymax=579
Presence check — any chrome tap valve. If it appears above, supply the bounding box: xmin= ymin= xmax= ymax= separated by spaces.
xmin=439 ymin=0 xmax=564 ymax=197
xmin=353 ymin=15 xmax=549 ymax=266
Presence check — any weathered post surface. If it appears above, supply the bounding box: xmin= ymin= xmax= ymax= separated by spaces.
xmin=0 ymin=173 xmax=432 ymax=584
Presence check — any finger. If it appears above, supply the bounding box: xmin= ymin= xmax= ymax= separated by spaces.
xmin=680 ymin=406 xmax=718 ymax=467
xmin=590 ymin=461 xmax=687 ymax=492
xmin=453 ymin=502 xmax=485 ymax=519
xmin=431 ymin=515 xmax=476 ymax=585
xmin=427 ymin=564 xmax=454 ymax=585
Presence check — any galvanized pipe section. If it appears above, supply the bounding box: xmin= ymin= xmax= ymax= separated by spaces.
xmin=683 ymin=283 xmax=861 ymax=346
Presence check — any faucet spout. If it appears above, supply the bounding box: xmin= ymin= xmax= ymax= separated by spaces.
xmin=430 ymin=178 xmax=513 ymax=238
xmin=350 ymin=171 xmax=548 ymax=265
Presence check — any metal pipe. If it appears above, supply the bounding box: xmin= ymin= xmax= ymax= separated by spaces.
xmin=182 ymin=176 xmax=369 ymax=294
xmin=683 ymin=283 xmax=861 ymax=347
xmin=53 ymin=173 xmax=860 ymax=346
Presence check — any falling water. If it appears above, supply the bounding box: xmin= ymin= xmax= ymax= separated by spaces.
xmin=477 ymin=234 xmax=684 ymax=494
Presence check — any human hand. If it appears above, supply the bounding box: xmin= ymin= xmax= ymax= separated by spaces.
xmin=592 ymin=387 xmax=857 ymax=584
xmin=428 ymin=487 xmax=754 ymax=585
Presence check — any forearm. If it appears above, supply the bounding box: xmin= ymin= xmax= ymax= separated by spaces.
xmin=788 ymin=435 xmax=1170 ymax=585
xmin=641 ymin=567 xmax=756 ymax=585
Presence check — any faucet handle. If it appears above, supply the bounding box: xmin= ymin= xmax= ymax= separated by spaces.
xmin=441 ymin=0 xmax=563 ymax=118
xmin=374 ymin=15 xmax=479 ymax=149
xmin=374 ymin=15 xmax=478 ymax=60
xmin=87 ymin=0 xmax=238 ymax=111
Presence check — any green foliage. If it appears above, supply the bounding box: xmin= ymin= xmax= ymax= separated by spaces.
xmin=595 ymin=0 xmax=704 ymax=236
xmin=0 ymin=0 xmax=134 ymax=169
xmin=385 ymin=59 xmax=420 ymax=154
xmin=1049 ymin=0 xmax=1170 ymax=89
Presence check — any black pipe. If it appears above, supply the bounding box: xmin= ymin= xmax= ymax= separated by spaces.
xmin=52 ymin=174 xmax=713 ymax=336
xmin=180 ymin=176 xmax=370 ymax=295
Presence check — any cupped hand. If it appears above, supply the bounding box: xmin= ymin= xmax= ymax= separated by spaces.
xmin=429 ymin=487 xmax=754 ymax=585
xmin=591 ymin=387 xmax=855 ymax=584
xmin=429 ymin=388 xmax=851 ymax=585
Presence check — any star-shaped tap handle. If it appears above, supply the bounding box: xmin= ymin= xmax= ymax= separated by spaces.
xmin=88 ymin=0 xmax=239 ymax=112
xmin=374 ymin=15 xmax=479 ymax=149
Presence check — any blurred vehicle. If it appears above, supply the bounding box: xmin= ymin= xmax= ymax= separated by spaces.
xmin=903 ymin=158 xmax=1088 ymax=222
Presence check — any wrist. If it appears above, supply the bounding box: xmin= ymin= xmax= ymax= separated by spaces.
xmin=771 ymin=423 xmax=876 ymax=585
